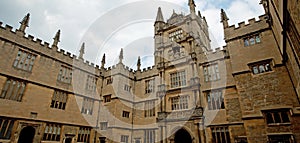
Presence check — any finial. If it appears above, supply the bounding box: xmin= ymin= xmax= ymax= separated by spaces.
xmin=221 ymin=9 xmax=229 ymax=28
xmin=19 ymin=13 xmax=30 ymax=32
xmin=101 ymin=54 xmax=106 ymax=68
xmin=79 ymin=42 xmax=85 ymax=60
xmin=119 ymin=48 xmax=123 ymax=63
xmin=155 ymin=7 xmax=164 ymax=22
xmin=137 ymin=56 xmax=141 ymax=71
xmin=52 ymin=29 xmax=60 ymax=48
xmin=188 ymin=0 xmax=196 ymax=14
xmin=198 ymin=11 xmax=202 ymax=18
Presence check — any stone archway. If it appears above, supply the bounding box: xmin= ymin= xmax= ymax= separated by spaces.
xmin=17 ymin=126 xmax=36 ymax=143
xmin=174 ymin=128 xmax=192 ymax=143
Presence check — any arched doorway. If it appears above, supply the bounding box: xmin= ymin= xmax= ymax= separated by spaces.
xmin=174 ymin=129 xmax=192 ymax=143
xmin=18 ymin=126 xmax=35 ymax=143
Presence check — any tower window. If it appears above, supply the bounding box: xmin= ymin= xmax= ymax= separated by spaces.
xmin=86 ymin=75 xmax=97 ymax=92
xmin=13 ymin=49 xmax=36 ymax=72
xmin=207 ymin=90 xmax=224 ymax=110
xmin=145 ymin=79 xmax=155 ymax=94
xmin=57 ymin=65 xmax=72 ymax=84
xmin=122 ymin=111 xmax=130 ymax=118
xmin=103 ymin=95 xmax=111 ymax=103
xmin=263 ymin=109 xmax=290 ymax=125
xmin=170 ymin=95 xmax=189 ymax=110
xmin=249 ymin=60 xmax=272 ymax=75
xmin=203 ymin=64 xmax=220 ymax=82
xmin=211 ymin=126 xmax=231 ymax=143
xmin=81 ymin=98 xmax=94 ymax=115
xmin=244 ymin=34 xmax=261 ymax=46
xmin=0 ymin=78 xmax=26 ymax=102
xmin=169 ymin=29 xmax=183 ymax=41
xmin=50 ymin=90 xmax=67 ymax=110
xmin=170 ymin=71 xmax=186 ymax=88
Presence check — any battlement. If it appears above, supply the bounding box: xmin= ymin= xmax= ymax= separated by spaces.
xmin=0 ymin=21 xmax=103 ymax=73
xmin=224 ymin=15 xmax=269 ymax=42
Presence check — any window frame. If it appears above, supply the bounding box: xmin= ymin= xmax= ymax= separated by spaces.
xmin=203 ymin=64 xmax=220 ymax=82
xmin=207 ymin=90 xmax=225 ymax=110
xmin=170 ymin=95 xmax=189 ymax=111
xmin=263 ymin=109 xmax=291 ymax=125
xmin=211 ymin=126 xmax=231 ymax=143
xmin=248 ymin=60 xmax=273 ymax=75
xmin=50 ymin=90 xmax=68 ymax=110
xmin=103 ymin=94 xmax=112 ymax=103
xmin=145 ymin=79 xmax=155 ymax=94
xmin=170 ymin=70 xmax=187 ymax=88
xmin=122 ymin=111 xmax=130 ymax=118
xmin=0 ymin=78 xmax=26 ymax=102
xmin=243 ymin=34 xmax=261 ymax=47
xmin=43 ymin=124 xmax=61 ymax=141
xmin=13 ymin=49 xmax=37 ymax=72
xmin=57 ymin=65 xmax=73 ymax=84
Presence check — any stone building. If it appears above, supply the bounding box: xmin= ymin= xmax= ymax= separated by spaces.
xmin=0 ymin=0 xmax=299 ymax=143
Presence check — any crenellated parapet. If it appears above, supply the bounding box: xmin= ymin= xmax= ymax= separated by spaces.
xmin=223 ymin=15 xmax=269 ymax=42
xmin=0 ymin=20 xmax=102 ymax=76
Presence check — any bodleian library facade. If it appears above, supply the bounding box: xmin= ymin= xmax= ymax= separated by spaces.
xmin=0 ymin=0 xmax=299 ymax=143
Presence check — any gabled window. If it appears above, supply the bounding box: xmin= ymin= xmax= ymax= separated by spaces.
xmin=0 ymin=78 xmax=26 ymax=102
xmin=122 ymin=111 xmax=130 ymax=118
xmin=81 ymin=98 xmax=94 ymax=115
xmin=249 ymin=61 xmax=272 ymax=75
xmin=144 ymin=101 xmax=155 ymax=117
xmin=207 ymin=90 xmax=224 ymax=110
xmin=170 ymin=71 xmax=186 ymax=88
xmin=263 ymin=109 xmax=290 ymax=125
xmin=13 ymin=49 xmax=36 ymax=72
xmin=244 ymin=34 xmax=261 ymax=46
xmin=203 ymin=64 xmax=220 ymax=82
xmin=43 ymin=124 xmax=61 ymax=141
xmin=50 ymin=90 xmax=67 ymax=110
xmin=57 ymin=66 xmax=72 ymax=84
xmin=170 ymin=95 xmax=188 ymax=110
xmin=145 ymin=79 xmax=155 ymax=94
xmin=77 ymin=127 xmax=91 ymax=143
xmin=0 ymin=118 xmax=14 ymax=139
xmin=86 ymin=75 xmax=97 ymax=91
xmin=103 ymin=95 xmax=111 ymax=103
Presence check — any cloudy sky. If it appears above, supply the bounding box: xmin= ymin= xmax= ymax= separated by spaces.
xmin=0 ymin=0 xmax=264 ymax=69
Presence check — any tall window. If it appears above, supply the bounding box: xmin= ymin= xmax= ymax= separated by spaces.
xmin=77 ymin=127 xmax=91 ymax=143
xmin=207 ymin=90 xmax=224 ymax=110
xmin=50 ymin=90 xmax=68 ymax=110
xmin=106 ymin=76 xmax=113 ymax=84
xmin=211 ymin=126 xmax=230 ymax=143
xmin=268 ymin=135 xmax=294 ymax=143
xmin=81 ymin=98 xmax=94 ymax=115
xmin=121 ymin=135 xmax=129 ymax=143
xmin=250 ymin=61 xmax=272 ymax=75
xmin=13 ymin=50 xmax=36 ymax=72
xmin=103 ymin=95 xmax=111 ymax=103
xmin=100 ymin=122 xmax=108 ymax=130
xmin=43 ymin=124 xmax=61 ymax=141
xmin=122 ymin=111 xmax=130 ymax=118
xmin=0 ymin=118 xmax=14 ymax=139
xmin=203 ymin=64 xmax=220 ymax=82
xmin=170 ymin=71 xmax=186 ymax=88
xmin=244 ymin=34 xmax=261 ymax=46
xmin=0 ymin=78 xmax=26 ymax=102
xmin=169 ymin=29 xmax=183 ymax=41
xmin=264 ymin=110 xmax=290 ymax=124
xmin=144 ymin=101 xmax=155 ymax=117
xmin=145 ymin=79 xmax=155 ymax=94
xmin=170 ymin=95 xmax=189 ymax=110
xmin=144 ymin=130 xmax=155 ymax=143
xmin=57 ymin=66 xmax=72 ymax=84
xmin=86 ymin=75 xmax=97 ymax=91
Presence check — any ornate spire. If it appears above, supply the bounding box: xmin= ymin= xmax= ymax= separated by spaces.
xmin=52 ymin=29 xmax=60 ymax=48
xmin=101 ymin=54 xmax=106 ymax=68
xmin=119 ymin=48 xmax=123 ymax=63
xmin=155 ymin=7 xmax=164 ymax=22
xmin=137 ymin=56 xmax=141 ymax=71
xmin=79 ymin=42 xmax=85 ymax=60
xmin=19 ymin=13 xmax=30 ymax=32
xmin=220 ymin=9 xmax=229 ymax=28
xmin=188 ymin=0 xmax=196 ymax=14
